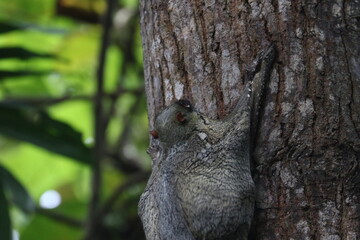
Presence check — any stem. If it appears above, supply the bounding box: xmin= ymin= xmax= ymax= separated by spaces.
xmin=103 ymin=59 xmax=128 ymax=130
xmin=83 ymin=0 xmax=115 ymax=239
xmin=36 ymin=207 xmax=83 ymax=228
xmin=0 ymin=88 xmax=143 ymax=107
xmin=93 ymin=171 xmax=150 ymax=226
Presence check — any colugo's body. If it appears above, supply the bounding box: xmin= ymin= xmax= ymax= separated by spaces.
xmin=139 ymin=45 xmax=275 ymax=240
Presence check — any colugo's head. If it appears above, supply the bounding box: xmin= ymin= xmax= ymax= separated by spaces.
xmin=150 ymin=99 xmax=200 ymax=148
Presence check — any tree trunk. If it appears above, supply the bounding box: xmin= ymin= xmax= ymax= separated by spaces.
xmin=139 ymin=0 xmax=360 ymax=239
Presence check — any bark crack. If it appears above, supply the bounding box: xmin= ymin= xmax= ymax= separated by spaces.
xmin=339 ymin=33 xmax=360 ymax=140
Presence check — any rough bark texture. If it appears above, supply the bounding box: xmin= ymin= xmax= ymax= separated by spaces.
xmin=140 ymin=0 xmax=360 ymax=239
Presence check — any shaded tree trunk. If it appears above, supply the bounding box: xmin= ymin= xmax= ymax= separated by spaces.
xmin=140 ymin=0 xmax=360 ymax=239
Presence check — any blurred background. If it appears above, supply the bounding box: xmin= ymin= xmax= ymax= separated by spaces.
xmin=0 ymin=0 xmax=150 ymax=239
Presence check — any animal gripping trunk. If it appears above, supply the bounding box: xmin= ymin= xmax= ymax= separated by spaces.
xmin=139 ymin=44 xmax=276 ymax=240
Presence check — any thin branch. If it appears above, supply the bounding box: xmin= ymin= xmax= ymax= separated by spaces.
xmin=115 ymin=94 xmax=143 ymax=151
xmin=103 ymin=60 xmax=128 ymax=129
xmin=0 ymin=88 xmax=143 ymax=107
xmin=96 ymin=171 xmax=150 ymax=223
xmin=36 ymin=207 xmax=84 ymax=228
xmin=1 ymin=95 xmax=92 ymax=106
xmin=107 ymin=152 xmax=144 ymax=174
xmin=83 ymin=0 xmax=115 ymax=239
xmin=78 ymin=171 xmax=150 ymax=239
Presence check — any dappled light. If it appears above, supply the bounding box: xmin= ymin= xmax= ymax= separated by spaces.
xmin=12 ymin=230 xmax=19 ymax=240
xmin=39 ymin=190 xmax=62 ymax=209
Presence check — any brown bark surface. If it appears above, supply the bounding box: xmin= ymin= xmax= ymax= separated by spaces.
xmin=140 ymin=0 xmax=360 ymax=239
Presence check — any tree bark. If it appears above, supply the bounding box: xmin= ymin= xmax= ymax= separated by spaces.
xmin=140 ymin=0 xmax=360 ymax=239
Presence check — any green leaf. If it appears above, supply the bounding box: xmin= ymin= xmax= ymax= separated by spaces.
xmin=0 ymin=104 xmax=92 ymax=164
xmin=0 ymin=164 xmax=36 ymax=214
xmin=0 ymin=21 xmax=22 ymax=34
xmin=0 ymin=70 xmax=50 ymax=80
xmin=0 ymin=47 xmax=57 ymax=60
xmin=0 ymin=178 xmax=12 ymax=240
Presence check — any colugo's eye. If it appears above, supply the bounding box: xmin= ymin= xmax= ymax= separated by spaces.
xmin=176 ymin=112 xmax=187 ymax=123
xmin=176 ymin=99 xmax=192 ymax=110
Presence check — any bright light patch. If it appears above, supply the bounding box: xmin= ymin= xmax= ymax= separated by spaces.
xmin=39 ymin=190 xmax=62 ymax=209
xmin=12 ymin=230 xmax=19 ymax=240
xmin=84 ymin=137 xmax=94 ymax=145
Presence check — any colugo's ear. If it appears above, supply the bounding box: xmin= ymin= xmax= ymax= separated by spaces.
xmin=150 ymin=130 xmax=159 ymax=139
xmin=176 ymin=112 xmax=187 ymax=124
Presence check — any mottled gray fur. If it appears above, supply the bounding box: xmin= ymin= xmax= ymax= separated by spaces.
xmin=139 ymin=45 xmax=276 ymax=240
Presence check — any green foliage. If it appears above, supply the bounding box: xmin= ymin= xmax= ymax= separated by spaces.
xmin=0 ymin=47 xmax=57 ymax=60
xmin=0 ymin=22 xmax=23 ymax=34
xmin=0 ymin=164 xmax=36 ymax=214
xmin=0 ymin=178 xmax=12 ymax=240
xmin=0 ymin=163 xmax=36 ymax=240
xmin=0 ymin=70 xmax=51 ymax=80
xmin=0 ymin=103 xmax=91 ymax=164
xmin=0 ymin=0 xmax=56 ymax=23
xmin=0 ymin=0 xmax=148 ymax=239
